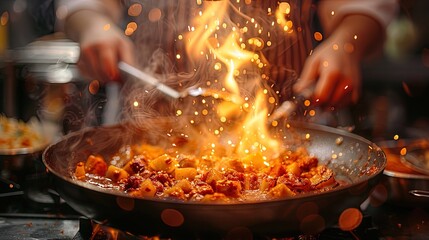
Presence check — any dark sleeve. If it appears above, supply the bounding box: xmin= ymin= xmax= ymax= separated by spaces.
xmin=28 ymin=0 xmax=56 ymax=37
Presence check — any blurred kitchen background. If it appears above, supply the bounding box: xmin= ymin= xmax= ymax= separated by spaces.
xmin=1 ymin=0 xmax=428 ymax=142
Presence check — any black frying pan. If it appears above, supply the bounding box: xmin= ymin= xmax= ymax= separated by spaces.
xmin=42 ymin=120 xmax=386 ymax=238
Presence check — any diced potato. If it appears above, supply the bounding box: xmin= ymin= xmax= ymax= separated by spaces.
xmin=139 ymin=179 xmax=157 ymax=197
xmin=122 ymin=160 xmax=135 ymax=175
xmin=268 ymin=183 xmax=296 ymax=198
xmin=286 ymin=162 xmax=301 ymax=176
xmin=85 ymin=155 xmax=107 ymax=176
xmin=149 ymin=154 xmax=177 ymax=173
xmin=175 ymin=167 xmax=197 ymax=180
xmin=122 ymin=157 xmax=146 ymax=175
xmin=175 ymin=179 xmax=193 ymax=193
xmin=164 ymin=185 xmax=185 ymax=200
xmin=178 ymin=156 xmax=198 ymax=168
xmin=106 ymin=165 xmax=129 ymax=183
xmin=259 ymin=177 xmax=276 ymax=192
xmin=74 ymin=161 xmax=86 ymax=180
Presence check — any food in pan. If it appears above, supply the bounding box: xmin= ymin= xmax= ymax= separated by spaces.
xmin=0 ymin=115 xmax=44 ymax=150
xmin=73 ymin=140 xmax=339 ymax=203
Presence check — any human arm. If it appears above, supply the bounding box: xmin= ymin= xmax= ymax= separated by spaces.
xmin=56 ymin=0 xmax=135 ymax=82
xmin=294 ymin=0 xmax=398 ymax=107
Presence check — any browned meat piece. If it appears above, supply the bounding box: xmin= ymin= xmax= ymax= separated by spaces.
xmin=215 ymin=179 xmax=242 ymax=197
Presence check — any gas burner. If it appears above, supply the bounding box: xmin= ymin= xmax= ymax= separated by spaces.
xmin=71 ymin=216 xmax=379 ymax=240
xmin=74 ymin=217 xmax=142 ymax=240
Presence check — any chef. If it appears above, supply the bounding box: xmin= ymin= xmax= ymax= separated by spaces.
xmin=55 ymin=0 xmax=398 ymax=118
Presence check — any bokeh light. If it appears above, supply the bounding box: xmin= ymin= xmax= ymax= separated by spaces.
xmin=128 ymin=3 xmax=142 ymax=17
xmin=148 ymin=8 xmax=162 ymax=22
xmin=161 ymin=209 xmax=184 ymax=227
xmin=338 ymin=208 xmax=363 ymax=231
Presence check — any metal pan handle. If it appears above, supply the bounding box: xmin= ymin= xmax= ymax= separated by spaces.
xmin=409 ymin=190 xmax=429 ymax=198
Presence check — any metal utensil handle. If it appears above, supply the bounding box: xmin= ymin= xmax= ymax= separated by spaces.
xmin=118 ymin=61 xmax=181 ymax=99
xmin=409 ymin=190 xmax=429 ymax=198
xmin=268 ymin=86 xmax=314 ymax=122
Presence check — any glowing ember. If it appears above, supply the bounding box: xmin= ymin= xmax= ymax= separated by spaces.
xmin=275 ymin=2 xmax=294 ymax=33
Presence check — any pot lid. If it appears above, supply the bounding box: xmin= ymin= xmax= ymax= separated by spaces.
xmin=11 ymin=39 xmax=79 ymax=64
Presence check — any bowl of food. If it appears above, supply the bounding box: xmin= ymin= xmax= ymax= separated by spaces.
xmin=0 ymin=115 xmax=50 ymax=156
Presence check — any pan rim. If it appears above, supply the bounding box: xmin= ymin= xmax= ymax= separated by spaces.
xmin=383 ymin=169 xmax=429 ymax=180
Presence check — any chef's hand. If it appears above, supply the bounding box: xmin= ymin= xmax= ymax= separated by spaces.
xmin=63 ymin=9 xmax=136 ymax=83
xmin=294 ymin=14 xmax=384 ymax=108
xmin=78 ymin=23 xmax=136 ymax=83
xmin=294 ymin=34 xmax=361 ymax=108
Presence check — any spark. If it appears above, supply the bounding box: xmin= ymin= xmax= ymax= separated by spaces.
xmin=103 ymin=24 xmax=111 ymax=31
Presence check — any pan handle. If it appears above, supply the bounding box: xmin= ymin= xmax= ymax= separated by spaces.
xmin=409 ymin=190 xmax=429 ymax=198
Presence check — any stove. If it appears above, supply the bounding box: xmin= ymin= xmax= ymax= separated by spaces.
xmin=0 ymin=213 xmax=379 ymax=240
xmin=1 ymin=151 xmax=429 ymax=240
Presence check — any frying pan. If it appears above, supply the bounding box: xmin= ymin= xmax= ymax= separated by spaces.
xmin=42 ymin=120 xmax=386 ymax=238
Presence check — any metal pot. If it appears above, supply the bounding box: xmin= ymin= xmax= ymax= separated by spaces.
xmin=42 ymin=120 xmax=386 ymax=238
xmin=375 ymin=139 xmax=429 ymax=206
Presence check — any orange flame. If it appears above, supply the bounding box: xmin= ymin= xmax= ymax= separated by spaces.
xmin=211 ymin=32 xmax=254 ymax=94
xmin=186 ymin=0 xmax=229 ymax=59
xmin=182 ymin=0 xmax=284 ymax=163
xmin=235 ymin=91 xmax=281 ymax=162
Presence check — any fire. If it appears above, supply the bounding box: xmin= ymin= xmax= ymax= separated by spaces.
xmin=186 ymin=0 xmax=228 ymax=58
xmin=90 ymin=222 xmax=119 ymax=240
xmin=180 ymin=0 xmax=284 ymax=163
xmin=211 ymin=33 xmax=253 ymax=94
xmin=235 ymin=91 xmax=281 ymax=162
